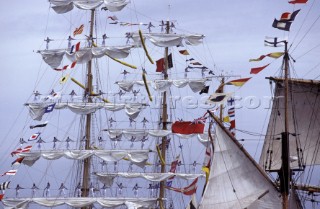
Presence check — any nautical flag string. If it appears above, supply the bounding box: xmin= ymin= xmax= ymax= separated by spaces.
xmin=227 ymin=97 xmax=236 ymax=136
xmin=249 ymin=52 xmax=284 ymax=62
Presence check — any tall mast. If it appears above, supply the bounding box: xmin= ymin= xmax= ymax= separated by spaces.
xmin=82 ymin=9 xmax=95 ymax=203
xmin=159 ymin=20 xmax=170 ymax=209
xmin=280 ymin=41 xmax=290 ymax=209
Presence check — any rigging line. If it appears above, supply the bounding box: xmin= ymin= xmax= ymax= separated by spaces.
xmin=289 ymin=0 xmax=315 ymax=51
xmin=290 ymin=9 xmax=320 ymax=54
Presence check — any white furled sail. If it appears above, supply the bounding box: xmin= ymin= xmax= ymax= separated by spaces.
xmin=26 ymin=102 xmax=145 ymax=120
xmin=38 ymin=46 xmax=133 ymax=68
xmin=2 ymin=197 xmax=157 ymax=209
xmin=259 ymin=78 xmax=320 ymax=170
xmin=94 ymin=172 xmax=203 ymax=186
xmin=49 ymin=0 xmax=129 ymax=14
xmin=198 ymin=121 xmax=281 ymax=209
xmin=16 ymin=150 xmax=151 ymax=166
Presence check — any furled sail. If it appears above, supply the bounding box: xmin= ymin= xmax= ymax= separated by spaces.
xmin=2 ymin=197 xmax=157 ymax=209
xmin=49 ymin=0 xmax=129 ymax=14
xmin=16 ymin=150 xmax=151 ymax=166
xmin=38 ymin=46 xmax=132 ymax=68
xmin=128 ymin=32 xmax=205 ymax=47
xmin=94 ymin=172 xmax=203 ymax=186
xmin=259 ymin=78 xmax=320 ymax=170
xmin=105 ymin=129 xmax=209 ymax=141
xmin=198 ymin=121 xmax=281 ymax=209
xmin=26 ymin=102 xmax=145 ymax=121
xmin=116 ymin=79 xmax=209 ymax=93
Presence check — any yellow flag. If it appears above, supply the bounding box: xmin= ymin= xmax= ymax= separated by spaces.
xmin=223 ymin=116 xmax=230 ymax=122
xmin=202 ymin=166 xmax=210 ymax=183
xmin=59 ymin=74 xmax=69 ymax=84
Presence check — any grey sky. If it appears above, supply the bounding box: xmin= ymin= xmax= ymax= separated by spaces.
xmin=0 ymin=0 xmax=319 ymax=207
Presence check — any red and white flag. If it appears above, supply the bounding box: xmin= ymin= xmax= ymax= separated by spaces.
xmin=165 ymin=177 xmax=198 ymax=195
xmin=11 ymin=146 xmax=32 ymax=156
xmin=29 ymin=132 xmax=41 ymax=141
xmin=54 ymin=61 xmax=77 ymax=71
xmin=1 ymin=170 xmax=17 ymax=176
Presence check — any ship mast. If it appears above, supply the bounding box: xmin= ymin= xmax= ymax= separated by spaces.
xmin=280 ymin=40 xmax=290 ymax=209
xmin=159 ymin=20 xmax=170 ymax=209
xmin=82 ymin=9 xmax=95 ymax=206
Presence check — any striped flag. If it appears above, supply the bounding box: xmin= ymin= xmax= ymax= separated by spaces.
xmin=226 ymin=77 xmax=251 ymax=87
xmin=11 ymin=146 xmax=32 ymax=156
xmin=1 ymin=170 xmax=17 ymax=176
xmin=11 ymin=157 xmax=24 ymax=167
xmin=70 ymin=42 xmax=81 ymax=53
xmin=249 ymin=52 xmax=284 ymax=62
xmin=73 ymin=24 xmax=84 ymax=36
xmin=0 ymin=181 xmax=10 ymax=190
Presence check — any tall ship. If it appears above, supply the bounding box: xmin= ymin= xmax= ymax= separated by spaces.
xmin=0 ymin=0 xmax=320 ymax=209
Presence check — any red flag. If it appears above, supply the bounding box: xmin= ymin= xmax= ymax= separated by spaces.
xmin=165 ymin=178 xmax=198 ymax=195
xmin=280 ymin=10 xmax=300 ymax=22
xmin=172 ymin=121 xmax=205 ymax=134
xmin=12 ymin=157 xmax=24 ymax=166
xmin=289 ymin=0 xmax=307 ymax=4
xmin=11 ymin=145 xmax=32 ymax=156
xmin=156 ymin=58 xmax=165 ymax=72
xmin=250 ymin=64 xmax=270 ymax=74
xmin=0 ymin=194 xmax=4 ymax=201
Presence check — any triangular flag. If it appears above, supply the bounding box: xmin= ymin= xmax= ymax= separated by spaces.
xmin=250 ymin=64 xmax=270 ymax=74
xmin=179 ymin=50 xmax=190 ymax=55
xmin=249 ymin=52 xmax=284 ymax=62
xmin=289 ymin=0 xmax=308 ymax=4
xmin=226 ymin=77 xmax=251 ymax=87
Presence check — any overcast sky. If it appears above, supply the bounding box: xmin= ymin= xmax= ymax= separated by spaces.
xmin=0 ymin=0 xmax=319 ymax=206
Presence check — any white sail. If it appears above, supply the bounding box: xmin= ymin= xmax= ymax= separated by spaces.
xmin=128 ymin=32 xmax=205 ymax=47
xmin=49 ymin=0 xmax=129 ymax=14
xmin=2 ymin=197 xmax=157 ymax=209
xmin=38 ymin=46 xmax=132 ymax=68
xmin=17 ymin=150 xmax=151 ymax=166
xmin=259 ymin=78 xmax=320 ymax=170
xmin=199 ymin=123 xmax=281 ymax=209
xmin=26 ymin=102 xmax=145 ymax=121
xmin=95 ymin=172 xmax=203 ymax=186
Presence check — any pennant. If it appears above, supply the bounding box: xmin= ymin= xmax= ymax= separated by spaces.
xmin=280 ymin=10 xmax=300 ymax=22
xmin=167 ymin=155 xmax=180 ymax=186
xmin=73 ymin=24 xmax=84 ymax=36
xmin=70 ymin=42 xmax=80 ymax=53
xmin=206 ymin=93 xmax=232 ymax=105
xmin=11 ymin=146 xmax=32 ymax=156
xmin=226 ymin=77 xmax=251 ymax=87
xmin=44 ymin=103 xmax=56 ymax=113
xmin=1 ymin=170 xmax=17 ymax=176
xmin=199 ymin=86 xmax=209 ymax=95
xmin=289 ymin=0 xmax=308 ymax=4
xmin=272 ymin=19 xmax=292 ymax=31
xmin=30 ymin=121 xmax=48 ymax=129
xmin=249 ymin=52 xmax=284 ymax=62
xmin=166 ymin=177 xmax=198 ymax=195
xmin=172 ymin=121 xmax=205 ymax=134
xmin=60 ymin=74 xmax=70 ymax=84
xmin=186 ymin=194 xmax=198 ymax=209
xmin=108 ymin=15 xmax=118 ymax=21
xmin=179 ymin=50 xmax=190 ymax=55
xmin=250 ymin=64 xmax=270 ymax=74
xmin=29 ymin=132 xmax=41 ymax=141
xmin=0 ymin=181 xmax=10 ymax=190
xmin=156 ymin=54 xmax=173 ymax=72
xmin=11 ymin=157 xmax=24 ymax=167
xmin=54 ymin=61 xmax=77 ymax=71
xmin=264 ymin=37 xmax=286 ymax=47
